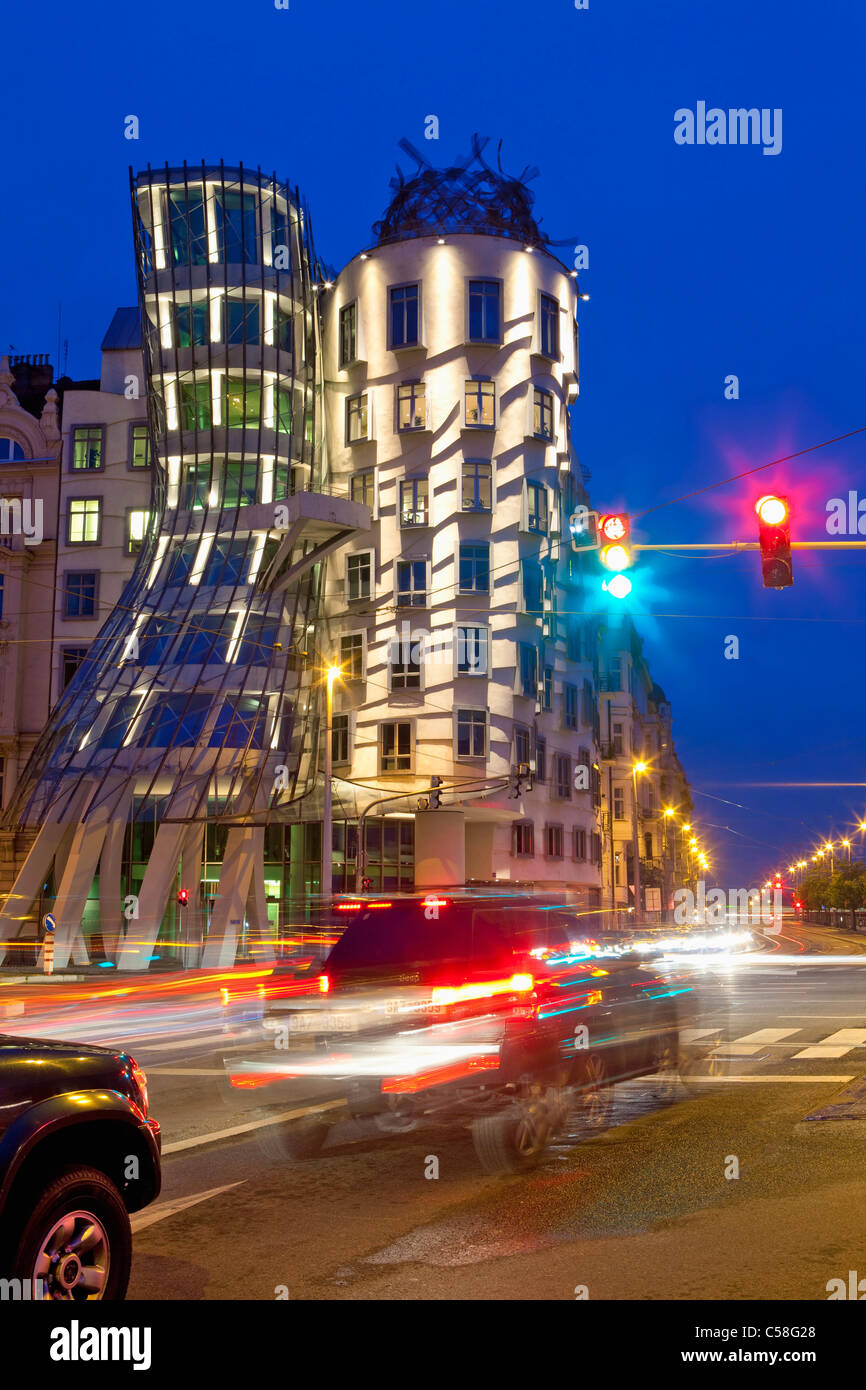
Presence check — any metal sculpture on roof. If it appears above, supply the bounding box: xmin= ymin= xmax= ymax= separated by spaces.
xmin=373 ymin=134 xmax=551 ymax=248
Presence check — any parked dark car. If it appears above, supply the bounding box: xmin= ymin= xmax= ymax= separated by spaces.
xmin=0 ymin=1035 xmax=160 ymax=1299
xmin=228 ymin=893 xmax=723 ymax=1174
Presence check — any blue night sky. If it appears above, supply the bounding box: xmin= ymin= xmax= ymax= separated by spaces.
xmin=4 ymin=0 xmax=865 ymax=887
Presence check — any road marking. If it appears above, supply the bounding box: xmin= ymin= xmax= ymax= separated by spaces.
xmin=638 ymin=1074 xmax=855 ymax=1085
xmin=732 ymin=1028 xmax=801 ymax=1044
xmin=161 ymin=1100 xmax=346 ymax=1154
xmin=146 ymin=1067 xmax=225 ymax=1075
xmin=131 ymin=1182 xmax=245 ymax=1232
xmin=680 ymin=1028 xmax=720 ymax=1043
xmin=793 ymin=1028 xmax=866 ymax=1059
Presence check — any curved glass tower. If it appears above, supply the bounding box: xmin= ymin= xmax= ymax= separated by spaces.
xmin=0 ymin=163 xmax=367 ymax=970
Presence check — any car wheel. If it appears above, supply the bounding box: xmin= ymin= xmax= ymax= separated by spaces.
xmin=648 ymin=1030 xmax=681 ymax=1102
xmin=5 ymin=1166 xmax=131 ymax=1300
xmin=472 ymin=1098 xmax=553 ymax=1176
xmin=256 ymin=1113 xmax=332 ymax=1162
xmin=571 ymin=1051 xmax=615 ymax=1130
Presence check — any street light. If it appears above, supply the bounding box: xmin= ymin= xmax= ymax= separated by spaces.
xmin=321 ymin=662 xmax=342 ymax=901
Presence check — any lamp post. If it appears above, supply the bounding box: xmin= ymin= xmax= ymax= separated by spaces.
xmin=321 ymin=662 xmax=341 ymax=901
xmin=631 ymin=761 xmax=647 ymax=922
xmin=663 ymin=807 xmax=674 ymax=922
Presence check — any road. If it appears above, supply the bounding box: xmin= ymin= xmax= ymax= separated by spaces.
xmin=5 ymin=915 xmax=866 ymax=1300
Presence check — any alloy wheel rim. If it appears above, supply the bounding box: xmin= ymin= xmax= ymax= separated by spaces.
xmin=33 ymin=1210 xmax=110 ymax=1300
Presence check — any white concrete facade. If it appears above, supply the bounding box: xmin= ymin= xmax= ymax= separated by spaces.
xmin=322 ymin=233 xmax=603 ymax=901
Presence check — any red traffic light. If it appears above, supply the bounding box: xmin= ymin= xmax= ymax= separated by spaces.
xmin=599 ymin=513 xmax=629 ymax=543
xmin=177 ymin=888 xmax=189 ymax=906
xmin=755 ymin=495 xmax=792 ymax=589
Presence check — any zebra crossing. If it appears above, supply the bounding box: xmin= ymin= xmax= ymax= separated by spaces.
xmin=683 ymin=1024 xmax=866 ymax=1064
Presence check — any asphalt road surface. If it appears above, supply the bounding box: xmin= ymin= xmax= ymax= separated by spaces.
xmin=102 ymin=917 xmax=866 ymax=1301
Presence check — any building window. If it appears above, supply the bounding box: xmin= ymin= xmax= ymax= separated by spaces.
xmin=126 ymin=509 xmax=150 ymax=556
xmin=536 ymin=736 xmax=547 ymax=784
xmin=0 ymin=438 xmax=25 ymax=462
xmin=165 ymin=541 xmax=198 ymax=586
xmin=518 ymin=643 xmax=537 ymax=698
xmin=545 ymin=824 xmax=564 ymax=859
xmin=462 ymin=459 xmax=492 ymax=512
xmin=389 ymin=284 xmax=420 ymax=348
xmin=456 ymin=708 xmax=488 ymax=758
xmin=346 ymin=551 xmax=372 ymax=601
xmin=456 ymin=624 xmax=488 ymax=675
xmin=216 ymin=190 xmax=259 ymax=265
xmin=612 ymin=722 xmax=625 ymax=757
xmin=539 ymin=293 xmax=560 ymax=358
xmin=395 ymin=558 xmax=428 ymax=607
xmin=522 ymin=557 xmax=543 ymax=612
xmin=527 ymin=481 xmax=548 ymax=532
xmin=68 ymin=498 xmax=101 ymax=545
xmin=63 ymin=571 xmax=98 ymax=619
xmin=175 ymin=301 xmax=208 ymax=348
xmin=513 ymin=821 xmax=535 ymax=857
xmin=465 ymin=379 xmax=495 ymax=428
xmin=458 ymin=542 xmax=489 ymax=593
xmin=573 ymin=827 xmax=587 ymax=861
xmin=339 ymin=302 xmax=357 ymax=367
xmin=468 ymin=280 xmax=501 ymax=342
xmin=340 ymin=632 xmax=364 ymax=679
xmin=533 ymin=388 xmax=554 ymax=441
xmin=71 ymin=427 xmax=103 ymax=471
xmin=644 ymin=831 xmax=653 ymax=860
xmin=542 ymin=665 xmax=553 ymax=710
xmin=223 ymin=460 xmax=258 ymax=507
xmin=202 ymin=538 xmax=249 ymax=588
xmin=183 ymin=462 xmax=211 ymax=510
xmin=346 ymin=392 xmax=369 ymax=443
xmin=554 ymin=754 xmax=572 ymax=800
xmin=350 ymin=469 xmax=375 ymax=508
xmin=180 ymin=380 xmax=212 ymax=431
xmin=566 ymin=626 xmax=582 ymax=663
xmin=169 ymin=186 xmax=208 ymax=267
xmin=380 ymin=720 xmax=413 ymax=773
xmin=276 ymin=387 xmax=292 ymax=436
xmin=224 ymin=297 xmax=260 ymax=345
xmin=224 ymin=378 xmax=261 ymax=428
xmin=563 ymin=683 xmax=578 ymax=730
xmin=514 ymin=724 xmax=531 ymax=766
xmin=591 ymin=832 xmax=602 ymax=866
xmin=613 ymin=786 xmax=625 ymax=819
xmin=389 ymin=632 xmax=422 ymax=690
xmin=130 ymin=424 xmax=151 ymax=468
xmin=399 ymin=477 xmax=429 ymax=527
xmin=61 ymin=646 xmax=89 ymax=688
xmin=332 ymin=713 xmax=351 ymax=764
xmin=0 ymin=573 xmax=3 ymax=618
xmin=397 ymin=381 xmax=426 ymax=431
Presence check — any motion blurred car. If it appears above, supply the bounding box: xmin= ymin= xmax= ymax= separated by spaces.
xmin=0 ymin=1036 xmax=160 ymax=1299
xmin=228 ymin=893 xmax=721 ymax=1174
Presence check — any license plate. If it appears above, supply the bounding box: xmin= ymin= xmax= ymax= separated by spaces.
xmin=287 ymin=1011 xmax=359 ymax=1034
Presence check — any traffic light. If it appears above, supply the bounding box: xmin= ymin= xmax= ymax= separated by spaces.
xmin=755 ymin=495 xmax=792 ymax=589
xmin=568 ymin=506 xmax=599 ymax=552
xmin=429 ymin=775 xmax=443 ymax=810
xmin=177 ymin=888 xmax=189 ymax=907
xmin=597 ymin=514 xmax=634 ymax=598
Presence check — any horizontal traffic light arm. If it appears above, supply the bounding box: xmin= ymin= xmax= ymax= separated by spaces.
xmin=632 ymin=541 xmax=866 ymax=550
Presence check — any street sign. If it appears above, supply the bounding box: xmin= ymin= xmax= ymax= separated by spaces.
xmin=43 ymin=913 xmax=56 ymax=934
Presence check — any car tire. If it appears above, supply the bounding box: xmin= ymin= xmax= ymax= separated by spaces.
xmin=472 ymin=1098 xmax=553 ymax=1176
xmin=4 ymin=1165 xmax=131 ymax=1301
xmin=256 ymin=1113 xmax=332 ymax=1162
xmin=570 ymin=1050 xmax=615 ymax=1130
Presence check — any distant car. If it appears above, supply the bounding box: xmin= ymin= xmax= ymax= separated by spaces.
xmin=0 ymin=1035 xmax=160 ymax=1300
xmin=229 ymin=893 xmax=720 ymax=1174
